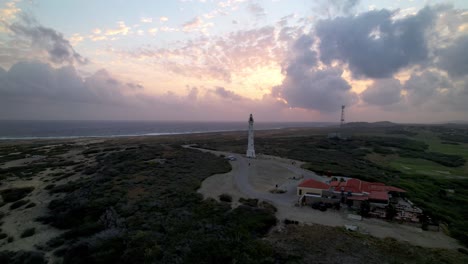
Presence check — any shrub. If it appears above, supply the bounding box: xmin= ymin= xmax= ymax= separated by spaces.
xmin=0 ymin=187 xmax=34 ymax=203
xmin=259 ymin=201 xmax=277 ymax=213
xmin=219 ymin=193 xmax=232 ymax=203
xmin=26 ymin=202 xmax=37 ymax=208
xmin=44 ymin=184 xmax=55 ymax=190
xmin=284 ymin=219 xmax=299 ymax=225
xmin=239 ymin=198 xmax=258 ymax=207
xmin=21 ymin=228 xmax=36 ymax=238
xmin=0 ymin=250 xmax=45 ymax=264
xmin=10 ymin=199 xmax=29 ymax=210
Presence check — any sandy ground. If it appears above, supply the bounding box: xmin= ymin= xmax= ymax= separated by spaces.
xmin=0 ymin=142 xmax=97 ymax=262
xmin=197 ymin=148 xmax=464 ymax=250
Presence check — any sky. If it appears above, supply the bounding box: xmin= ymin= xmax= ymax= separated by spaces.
xmin=0 ymin=0 xmax=468 ymax=122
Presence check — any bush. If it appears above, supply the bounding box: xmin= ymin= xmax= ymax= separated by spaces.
xmin=219 ymin=193 xmax=232 ymax=203
xmin=21 ymin=228 xmax=36 ymax=238
xmin=44 ymin=184 xmax=56 ymax=190
xmin=26 ymin=202 xmax=37 ymax=208
xmin=10 ymin=199 xmax=29 ymax=210
xmin=259 ymin=201 xmax=277 ymax=213
xmin=284 ymin=219 xmax=299 ymax=225
xmin=0 ymin=250 xmax=45 ymax=264
xmin=239 ymin=198 xmax=258 ymax=207
xmin=0 ymin=187 xmax=34 ymax=203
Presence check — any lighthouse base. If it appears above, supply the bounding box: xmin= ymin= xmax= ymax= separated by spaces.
xmin=246 ymin=149 xmax=256 ymax=158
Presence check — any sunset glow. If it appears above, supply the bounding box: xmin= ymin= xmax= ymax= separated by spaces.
xmin=1 ymin=0 xmax=468 ymax=122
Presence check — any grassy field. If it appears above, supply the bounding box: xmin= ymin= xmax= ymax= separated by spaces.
xmin=365 ymin=127 xmax=468 ymax=178
xmin=368 ymin=154 xmax=466 ymax=177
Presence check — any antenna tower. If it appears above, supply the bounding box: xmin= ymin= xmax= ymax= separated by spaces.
xmin=340 ymin=105 xmax=345 ymax=128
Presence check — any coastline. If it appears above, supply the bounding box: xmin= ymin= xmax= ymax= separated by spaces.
xmin=0 ymin=126 xmax=335 ymax=143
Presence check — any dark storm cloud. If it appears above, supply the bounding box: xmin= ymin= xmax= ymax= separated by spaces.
xmin=282 ymin=35 xmax=317 ymax=77
xmin=437 ymin=35 xmax=468 ymax=78
xmin=213 ymin=86 xmax=243 ymax=101
xmin=274 ymin=67 xmax=358 ymax=112
xmin=404 ymin=71 xmax=452 ymax=106
xmin=274 ymin=34 xmax=357 ymax=112
xmin=0 ymin=61 xmax=129 ymax=105
xmin=316 ymin=6 xmax=435 ymax=78
xmin=8 ymin=17 xmax=88 ymax=65
xmin=361 ymin=78 xmax=403 ymax=106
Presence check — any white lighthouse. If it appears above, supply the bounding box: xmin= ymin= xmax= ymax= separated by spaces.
xmin=246 ymin=113 xmax=256 ymax=158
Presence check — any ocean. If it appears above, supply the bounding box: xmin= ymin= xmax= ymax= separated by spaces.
xmin=0 ymin=120 xmax=334 ymax=139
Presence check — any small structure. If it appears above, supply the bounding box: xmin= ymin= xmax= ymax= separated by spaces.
xmin=327 ymin=105 xmax=347 ymax=139
xmin=297 ymin=177 xmax=422 ymax=220
xmin=246 ymin=114 xmax=256 ymax=158
xmin=297 ymin=179 xmax=330 ymax=196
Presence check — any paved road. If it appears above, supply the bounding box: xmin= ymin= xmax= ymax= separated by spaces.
xmin=184 ymin=145 xmax=322 ymax=206
xmin=186 ymin=145 xmax=464 ymax=249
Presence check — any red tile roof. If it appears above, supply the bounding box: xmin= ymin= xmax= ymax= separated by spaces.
xmin=332 ymin=178 xmax=405 ymax=195
xmin=330 ymin=181 xmax=340 ymax=187
xmin=369 ymin=191 xmax=389 ymax=201
xmin=298 ymin=179 xmax=330 ymax=190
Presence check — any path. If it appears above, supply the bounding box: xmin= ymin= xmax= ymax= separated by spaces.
xmin=189 ymin=145 xmax=463 ymax=249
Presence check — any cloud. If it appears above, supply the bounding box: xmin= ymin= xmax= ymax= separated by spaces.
xmin=148 ymin=28 xmax=158 ymax=35
xmin=213 ymin=86 xmax=243 ymax=100
xmin=316 ymin=6 xmax=436 ymax=78
xmin=437 ymin=35 xmax=468 ymax=78
xmin=140 ymin=17 xmax=152 ymax=23
xmin=0 ymin=61 xmax=296 ymax=121
xmin=274 ymin=67 xmax=358 ymax=112
xmin=218 ymin=0 xmax=246 ymax=9
xmin=361 ymin=78 xmax=403 ymax=106
xmin=182 ymin=17 xmax=213 ymax=33
xmin=247 ymin=2 xmax=266 ymax=18
xmin=0 ymin=1 xmax=21 ymax=31
xmin=8 ymin=16 xmax=88 ymax=65
xmin=329 ymin=0 xmax=360 ymax=14
xmin=105 ymin=21 xmax=131 ymax=36
xmin=118 ymin=25 xmax=283 ymax=82
xmin=0 ymin=61 xmax=138 ymax=105
xmin=404 ymin=71 xmax=451 ymax=106
xmin=273 ymin=34 xmax=357 ymax=112
xmin=159 ymin=16 xmax=169 ymax=22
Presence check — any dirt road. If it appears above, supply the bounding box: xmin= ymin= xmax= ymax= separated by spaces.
xmin=193 ymin=146 xmax=463 ymax=249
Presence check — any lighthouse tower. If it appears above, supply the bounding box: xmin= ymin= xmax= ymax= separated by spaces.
xmin=246 ymin=114 xmax=256 ymax=158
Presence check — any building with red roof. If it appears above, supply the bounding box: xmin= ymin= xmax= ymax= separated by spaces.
xmin=297 ymin=179 xmax=331 ymax=196
xmin=298 ymin=177 xmax=406 ymax=206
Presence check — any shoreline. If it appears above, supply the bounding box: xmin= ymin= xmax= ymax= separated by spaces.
xmin=0 ymin=126 xmax=335 ymax=142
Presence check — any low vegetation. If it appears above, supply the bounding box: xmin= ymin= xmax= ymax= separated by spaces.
xmin=0 ymin=187 xmax=34 ymax=203
xmin=20 ymin=228 xmax=36 ymax=238
xmin=36 ymin=144 xmax=278 ymax=263
xmin=269 ymin=224 xmax=468 ymax=264
xmin=0 ymin=126 xmax=466 ymax=263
